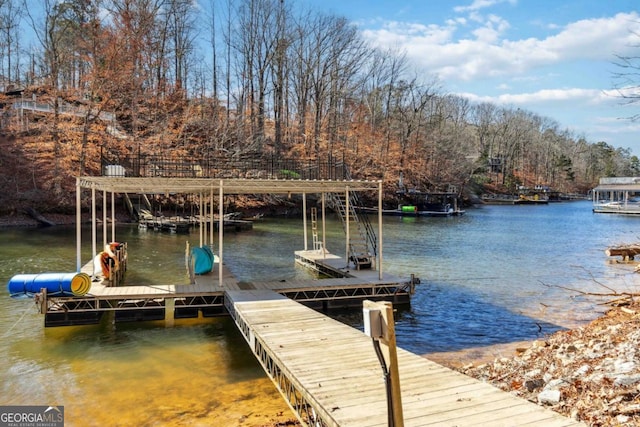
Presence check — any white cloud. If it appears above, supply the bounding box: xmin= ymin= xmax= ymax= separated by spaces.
xmin=459 ymin=88 xmax=617 ymax=106
xmin=361 ymin=11 xmax=640 ymax=82
xmin=453 ymin=0 xmax=517 ymax=13
xmin=472 ymin=14 xmax=510 ymax=43
xmin=358 ymin=5 xmax=640 ymax=151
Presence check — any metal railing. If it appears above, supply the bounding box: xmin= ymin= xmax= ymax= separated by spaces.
xmin=100 ymin=152 xmax=349 ymax=180
xmin=14 ymin=99 xmax=116 ymax=121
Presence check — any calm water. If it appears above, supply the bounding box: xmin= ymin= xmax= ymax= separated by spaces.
xmin=1 ymin=200 xmax=639 ymax=425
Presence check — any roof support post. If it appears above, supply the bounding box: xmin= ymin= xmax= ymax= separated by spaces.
xmin=210 ymin=187 xmax=214 ymax=247
xmin=218 ymin=180 xmax=224 ymax=287
xmin=303 ymin=192 xmax=307 ymax=251
xmin=321 ymin=192 xmax=326 ymax=259
xmin=378 ymin=180 xmax=383 ymax=280
xmin=102 ymin=189 xmax=107 ymax=250
xmin=91 ymin=184 xmax=97 ymax=278
xmin=76 ymin=178 xmax=81 ymax=272
xmin=111 ymin=191 xmax=116 ymax=243
xmin=345 ymin=186 xmax=350 ymax=267
xmin=198 ymin=192 xmax=203 ymax=247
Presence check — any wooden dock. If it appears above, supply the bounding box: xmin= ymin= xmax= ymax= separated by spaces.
xmin=225 ymin=289 xmax=585 ymax=427
xmin=39 ymin=250 xmax=413 ymax=326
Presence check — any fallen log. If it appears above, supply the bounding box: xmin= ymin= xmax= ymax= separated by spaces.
xmin=24 ymin=208 xmax=56 ymax=227
xmin=605 ymin=245 xmax=640 ymax=261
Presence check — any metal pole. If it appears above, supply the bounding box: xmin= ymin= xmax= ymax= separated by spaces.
xmin=91 ymin=184 xmax=97 ymax=278
xmin=203 ymin=194 xmax=208 ymax=246
xmin=111 ymin=191 xmax=116 ymax=242
xmin=199 ymin=192 xmax=203 ymax=247
xmin=303 ymin=192 xmax=307 ymax=251
xmin=103 ymin=190 xmax=107 ymax=248
xmin=219 ymin=181 xmax=224 ymax=287
xmin=322 ymin=193 xmax=326 ymax=258
xmin=210 ymin=187 xmax=214 ymax=247
xmin=345 ymin=186 xmax=350 ymax=266
xmin=378 ymin=181 xmax=383 ymax=279
xmin=76 ymin=178 xmax=81 ymax=272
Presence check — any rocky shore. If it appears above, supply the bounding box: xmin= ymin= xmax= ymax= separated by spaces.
xmin=457 ymin=300 xmax=640 ymax=426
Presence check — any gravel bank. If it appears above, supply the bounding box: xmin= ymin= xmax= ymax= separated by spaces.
xmin=458 ymin=301 xmax=640 ymax=426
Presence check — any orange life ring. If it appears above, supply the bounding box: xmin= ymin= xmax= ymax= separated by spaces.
xmin=100 ymin=250 xmax=119 ymax=279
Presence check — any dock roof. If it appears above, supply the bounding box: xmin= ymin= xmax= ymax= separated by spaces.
xmin=593 ymin=177 xmax=640 ymax=192
xmin=77 ymin=177 xmax=381 ymax=195
xmin=593 ymin=183 xmax=640 ymax=191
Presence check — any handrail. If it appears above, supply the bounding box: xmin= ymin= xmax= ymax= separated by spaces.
xmin=343 ymin=168 xmax=378 ymax=257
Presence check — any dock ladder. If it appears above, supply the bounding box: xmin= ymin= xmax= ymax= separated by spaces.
xmin=328 ymin=189 xmax=377 ymax=270
xmin=310 ymin=207 xmax=323 ymax=252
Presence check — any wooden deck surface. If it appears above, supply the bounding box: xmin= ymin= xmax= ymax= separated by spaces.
xmin=227 ymin=289 xmax=585 ymax=427
xmin=79 ymin=250 xmax=405 ymax=298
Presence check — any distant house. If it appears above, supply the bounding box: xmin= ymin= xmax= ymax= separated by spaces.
xmin=592 ymin=177 xmax=640 ymax=214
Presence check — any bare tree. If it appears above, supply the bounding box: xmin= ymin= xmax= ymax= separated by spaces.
xmin=0 ymin=0 xmax=23 ymax=83
xmin=23 ymin=0 xmax=78 ymax=195
xmin=612 ymin=30 xmax=640 ymax=121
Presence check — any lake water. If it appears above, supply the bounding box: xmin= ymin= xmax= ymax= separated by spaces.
xmin=1 ymin=200 xmax=638 ymax=425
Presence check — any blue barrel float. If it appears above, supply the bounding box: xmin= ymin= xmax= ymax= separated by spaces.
xmin=7 ymin=272 xmax=92 ymax=297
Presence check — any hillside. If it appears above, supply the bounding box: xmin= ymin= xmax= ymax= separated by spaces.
xmin=0 ymin=86 xmax=633 ymax=221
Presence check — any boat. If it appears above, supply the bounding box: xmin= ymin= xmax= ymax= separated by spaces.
xmin=483 ymin=185 xmax=552 ymax=205
xmin=363 ymin=189 xmax=465 ymax=217
xmin=480 ymin=194 xmax=519 ymax=205
xmin=592 ymin=177 xmax=640 ymax=215
xmin=513 ymin=194 xmax=549 ymax=205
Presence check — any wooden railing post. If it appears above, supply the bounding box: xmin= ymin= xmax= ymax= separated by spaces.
xmin=363 ymin=300 xmax=404 ymax=427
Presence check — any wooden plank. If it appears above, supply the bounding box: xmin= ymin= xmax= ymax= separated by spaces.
xmin=226 ymin=291 xmax=585 ymax=427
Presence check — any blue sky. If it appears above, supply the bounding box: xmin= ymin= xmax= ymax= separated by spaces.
xmin=302 ymin=0 xmax=640 ymax=155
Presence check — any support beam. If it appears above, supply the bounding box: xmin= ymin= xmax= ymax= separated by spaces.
xmin=103 ymin=189 xmax=107 ymax=249
xmin=219 ymin=181 xmax=224 ymax=287
xmin=345 ymin=186 xmax=350 ymax=266
xmin=165 ymin=298 xmax=175 ymax=327
xmin=321 ymin=193 xmax=326 ymax=259
xmin=76 ymin=178 xmax=81 ymax=272
xmin=378 ymin=181 xmax=383 ymax=279
xmin=199 ymin=192 xmax=203 ymax=247
xmin=111 ymin=191 xmax=116 ymax=243
xmin=91 ymin=185 xmax=97 ymax=278
xmin=303 ymin=193 xmax=307 ymax=251
xmin=210 ymin=187 xmax=214 ymax=247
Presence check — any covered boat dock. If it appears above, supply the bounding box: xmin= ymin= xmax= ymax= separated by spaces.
xmin=74 ymin=176 xmax=387 ymax=283
xmin=592 ymin=177 xmax=640 ymax=214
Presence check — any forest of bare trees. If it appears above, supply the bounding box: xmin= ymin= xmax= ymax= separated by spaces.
xmin=0 ymin=0 xmax=637 ymax=212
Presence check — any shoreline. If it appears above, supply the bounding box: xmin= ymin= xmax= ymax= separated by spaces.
xmin=0 ymin=212 xmax=128 ymax=228
xmin=451 ymin=301 xmax=640 ymax=426
xmin=423 ymin=340 xmax=535 ymax=369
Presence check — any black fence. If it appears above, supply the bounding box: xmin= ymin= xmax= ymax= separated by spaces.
xmin=100 ymin=152 xmax=349 ymax=180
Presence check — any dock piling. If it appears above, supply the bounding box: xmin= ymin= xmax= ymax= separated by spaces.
xmin=165 ymin=298 xmax=175 ymax=326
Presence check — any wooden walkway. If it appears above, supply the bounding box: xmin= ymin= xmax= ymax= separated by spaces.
xmin=226 ymin=289 xmax=585 ymax=427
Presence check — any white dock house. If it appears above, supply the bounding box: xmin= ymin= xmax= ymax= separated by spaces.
xmin=592 ymin=177 xmax=640 ymax=214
